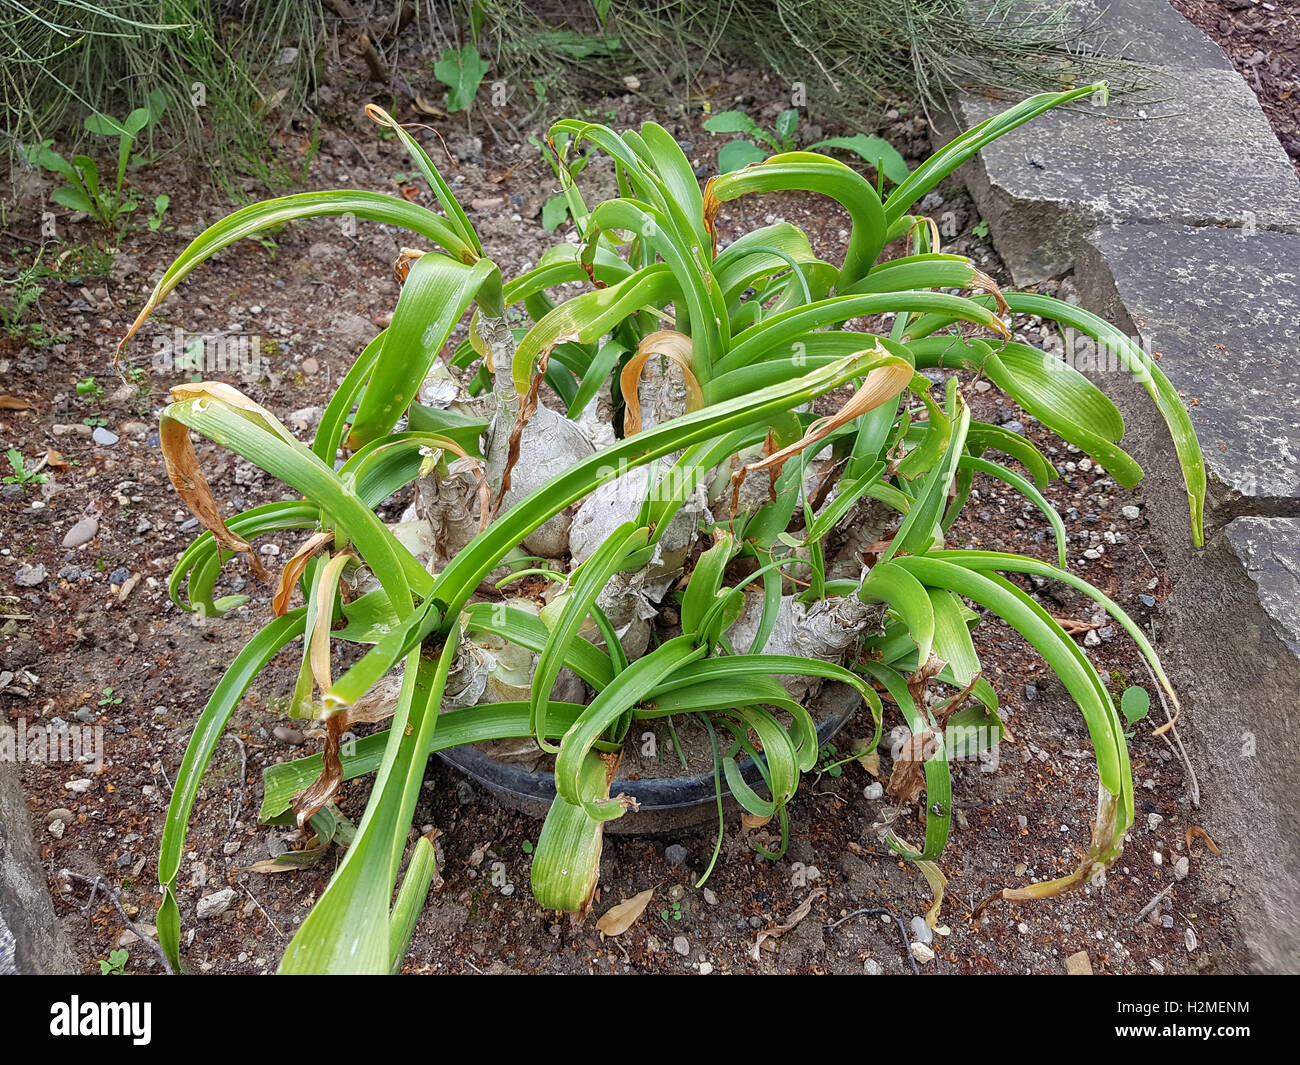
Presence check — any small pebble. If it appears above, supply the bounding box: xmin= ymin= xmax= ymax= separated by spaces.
xmin=14 ymin=563 xmax=46 ymax=588
xmin=863 ymin=782 xmax=884 ymax=800
xmin=196 ymin=887 xmax=236 ymax=919
xmin=62 ymin=517 xmax=99 ymax=548
xmin=910 ymin=942 xmax=935 ymax=964
xmin=673 ymin=935 xmax=690 ymax=957
xmin=664 ymin=843 xmax=688 ymax=866
xmin=1173 ymin=856 xmax=1190 ymax=880
xmin=1121 ymin=505 xmax=1141 ymax=520
xmin=910 ymin=915 xmax=933 ymax=945
xmin=864 ymin=959 xmax=884 ymax=975
xmin=92 ymin=426 xmax=119 ymax=446
xmin=273 ymin=725 xmax=305 ymax=745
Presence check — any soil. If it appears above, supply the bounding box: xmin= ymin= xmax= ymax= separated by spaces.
xmin=0 ymin=50 xmax=1241 ymax=975
xmin=1171 ymin=0 xmax=1300 ymax=175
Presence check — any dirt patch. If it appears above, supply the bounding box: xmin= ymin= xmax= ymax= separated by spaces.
xmin=0 ymin=61 xmax=1239 ymax=974
xmin=1172 ymin=0 xmax=1300 ymax=175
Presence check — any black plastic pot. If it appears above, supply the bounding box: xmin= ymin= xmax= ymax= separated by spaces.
xmin=435 ymin=682 xmax=861 ymax=835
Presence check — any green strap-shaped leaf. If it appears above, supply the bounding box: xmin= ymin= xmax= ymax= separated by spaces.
xmin=346 ymin=254 xmax=501 ymax=447
xmin=531 ymin=750 xmax=613 ymax=912
xmin=388 ymin=834 xmax=437 ymax=973
xmin=884 ymin=377 xmax=970 ymax=559
xmin=708 ymin=152 xmax=887 ymax=288
xmin=893 ymin=554 xmax=1131 ymax=839
xmin=856 ymin=659 xmax=952 ymax=861
xmin=884 ymin=83 xmax=1106 ymax=225
xmin=280 ymin=621 xmax=462 ymax=973
xmin=856 ymin=561 xmax=936 ymax=668
xmin=163 ymin=393 xmax=419 ymax=611
xmin=260 ymin=700 xmax=590 ymax=823
xmin=532 ymin=522 xmax=648 ymax=749
xmin=1005 ymin=293 xmax=1205 ymax=546
xmin=932 ymin=549 xmax=1178 ymax=707
xmin=927 ymin=588 xmax=981 ymax=686
xmin=554 ymin=636 xmax=706 ymax=818
xmin=959 ymin=455 xmax=1068 ymax=568
xmin=717 ymin=292 xmax=1004 ymax=375
xmin=118 ymin=190 xmax=481 ymax=359
xmin=510 ymin=263 xmax=679 ymax=396
xmin=156 ymin=610 xmax=307 ymax=970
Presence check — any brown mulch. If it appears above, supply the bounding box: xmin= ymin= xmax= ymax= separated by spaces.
xmin=1171 ymin=0 xmax=1300 ymax=174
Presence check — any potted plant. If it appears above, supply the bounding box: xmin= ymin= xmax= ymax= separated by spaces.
xmin=120 ymin=84 xmax=1204 ymax=973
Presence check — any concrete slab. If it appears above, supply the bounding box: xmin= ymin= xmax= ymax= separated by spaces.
xmin=1068 ymin=0 xmax=1239 ymax=72
xmin=1158 ymin=517 xmax=1300 ymax=973
xmin=0 ymin=706 xmax=78 ymax=973
xmin=1074 ymin=222 xmax=1300 ymax=522
xmin=944 ymin=67 xmax=1300 ymax=282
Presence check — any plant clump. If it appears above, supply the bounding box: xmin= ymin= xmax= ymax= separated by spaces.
xmin=122 ymin=85 xmax=1205 ymax=974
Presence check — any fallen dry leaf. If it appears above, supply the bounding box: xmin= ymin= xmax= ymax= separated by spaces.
xmin=44 ymin=448 xmax=70 ymax=470
xmin=0 ymin=395 xmax=33 ymax=410
xmin=1186 ymin=826 xmax=1220 ymax=855
xmin=851 ymin=737 xmax=880 ymax=776
xmin=595 ymin=887 xmax=655 ymax=938
xmin=1052 ymin=615 xmax=1100 ymax=635
xmin=751 ymin=887 xmax=825 ymax=961
xmin=411 ymin=92 xmax=447 ymax=117
xmin=243 ymin=859 xmax=301 ymax=875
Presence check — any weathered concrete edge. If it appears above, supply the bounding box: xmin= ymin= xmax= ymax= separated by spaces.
xmin=935 ymin=0 xmax=1300 ymax=286
xmin=0 ymin=705 xmax=78 ymax=974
